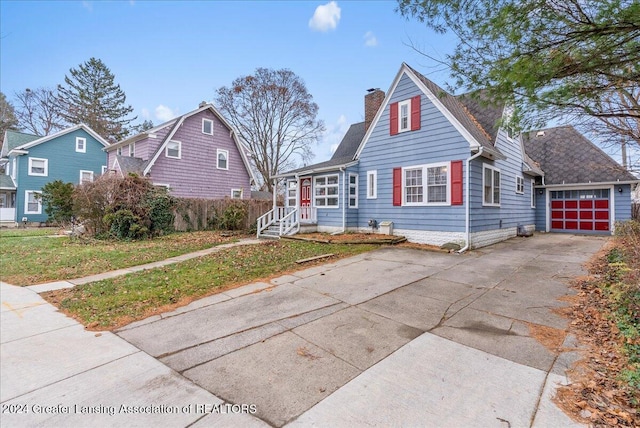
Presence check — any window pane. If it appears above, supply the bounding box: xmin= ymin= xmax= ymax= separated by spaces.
xmin=327 ymin=197 xmax=338 ymax=206
xmin=428 ymin=185 xmax=446 ymax=202
xmin=327 ymin=176 xmax=338 ymax=185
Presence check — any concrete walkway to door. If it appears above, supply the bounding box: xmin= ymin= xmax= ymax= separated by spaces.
xmin=1 ymin=233 xmax=605 ymax=427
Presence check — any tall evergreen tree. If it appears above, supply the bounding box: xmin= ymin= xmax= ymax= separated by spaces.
xmin=57 ymin=57 xmax=135 ymax=143
xmin=0 ymin=91 xmax=19 ymax=138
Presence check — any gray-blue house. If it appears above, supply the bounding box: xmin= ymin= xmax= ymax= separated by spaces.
xmin=257 ymin=63 xmax=638 ymax=248
xmin=0 ymin=124 xmax=109 ymax=225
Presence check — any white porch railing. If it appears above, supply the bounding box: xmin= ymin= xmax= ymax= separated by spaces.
xmin=0 ymin=208 xmax=15 ymax=223
xmin=299 ymin=206 xmax=317 ymax=223
xmin=279 ymin=208 xmax=299 ymax=236
xmin=257 ymin=207 xmax=298 ymax=237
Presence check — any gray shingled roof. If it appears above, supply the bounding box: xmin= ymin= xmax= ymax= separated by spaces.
xmin=523 ymin=126 xmax=636 ymax=185
xmin=406 ymin=65 xmax=503 ymax=158
xmin=1 ymin=130 xmax=40 ymax=157
xmin=280 ymin=122 xmax=365 ymax=176
xmin=455 ymin=90 xmax=504 ymax=144
xmin=0 ymin=175 xmax=16 ymax=190
xmin=116 ymin=155 xmax=148 ymax=175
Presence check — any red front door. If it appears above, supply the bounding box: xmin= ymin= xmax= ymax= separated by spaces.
xmin=300 ymin=177 xmax=311 ymax=220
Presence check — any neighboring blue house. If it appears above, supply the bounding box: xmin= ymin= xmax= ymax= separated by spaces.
xmin=258 ymin=63 xmax=638 ymax=248
xmin=0 ymin=124 xmax=109 ymax=225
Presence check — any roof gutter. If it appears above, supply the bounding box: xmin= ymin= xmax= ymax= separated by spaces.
xmin=458 ymin=147 xmax=484 ymax=253
xmin=272 ymin=160 xmax=358 ymax=179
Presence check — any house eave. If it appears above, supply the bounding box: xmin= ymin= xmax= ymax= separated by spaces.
xmin=273 ymin=160 xmax=359 ymax=179
xmin=537 ymin=180 xmax=639 ymax=188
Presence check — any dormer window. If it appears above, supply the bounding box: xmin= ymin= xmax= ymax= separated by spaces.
xmin=390 ymin=95 xmax=421 ymax=135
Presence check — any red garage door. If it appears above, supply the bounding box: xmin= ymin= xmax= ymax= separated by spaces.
xmin=550 ymin=189 xmax=610 ymax=233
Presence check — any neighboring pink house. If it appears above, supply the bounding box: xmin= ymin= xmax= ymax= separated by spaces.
xmin=105 ymin=103 xmax=254 ymax=199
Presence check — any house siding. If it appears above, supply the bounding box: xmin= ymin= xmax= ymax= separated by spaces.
xmin=356 ymin=73 xmax=469 ymax=235
xmin=15 ymin=129 xmax=107 ymax=223
xmin=614 ymin=184 xmax=632 ymax=222
xmin=469 ymin=131 xmax=536 ymax=235
xmin=149 ymin=110 xmax=251 ymax=199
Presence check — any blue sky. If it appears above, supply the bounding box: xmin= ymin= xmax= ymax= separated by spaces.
xmin=0 ymin=0 xmax=457 ymax=163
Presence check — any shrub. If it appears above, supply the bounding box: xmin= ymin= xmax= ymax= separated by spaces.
xmin=39 ymin=180 xmax=75 ymax=225
xmin=219 ymin=200 xmax=247 ymax=230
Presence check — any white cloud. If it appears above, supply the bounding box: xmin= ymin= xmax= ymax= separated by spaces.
xmin=155 ymin=105 xmax=176 ymax=122
xmin=309 ymin=1 xmax=341 ymax=32
xmin=318 ymin=114 xmax=349 ymax=161
xmin=364 ymin=31 xmax=377 ymax=47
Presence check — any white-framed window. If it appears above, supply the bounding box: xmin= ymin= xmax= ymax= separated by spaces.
xmin=287 ymin=180 xmax=297 ymax=207
xmin=402 ymin=162 xmax=450 ymax=206
xmin=483 ymin=164 xmax=501 ymax=206
xmin=202 ymin=118 xmax=214 ymax=135
xmin=76 ymin=137 xmax=86 ymax=153
xmin=348 ymin=173 xmax=358 ymax=208
xmin=314 ymin=174 xmax=339 ymax=208
xmin=399 ymin=99 xmax=411 ymax=132
xmin=516 ymin=176 xmax=524 ymax=194
xmin=24 ymin=190 xmax=42 ymax=214
xmin=117 ymin=146 xmax=123 ymax=156
xmin=129 ymin=143 xmax=135 ymax=157
xmin=231 ymin=188 xmax=243 ymax=199
xmin=367 ymin=170 xmax=377 ymax=199
xmin=28 ymin=158 xmax=48 ymax=176
xmin=79 ymin=170 xmax=94 ymax=184
xmin=531 ymin=179 xmax=536 ymax=208
xmin=166 ymin=140 xmax=181 ymax=159
xmin=101 ymin=165 xmax=107 ymax=174
xmin=217 ymin=149 xmax=228 ymax=170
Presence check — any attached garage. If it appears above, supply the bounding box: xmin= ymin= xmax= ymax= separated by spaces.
xmin=550 ymin=189 xmax=611 ymax=233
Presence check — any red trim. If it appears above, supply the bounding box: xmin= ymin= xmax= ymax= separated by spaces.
xmin=450 ymin=160 xmax=463 ymax=205
xmin=390 ymin=102 xmax=398 ymax=135
xmin=410 ymin=95 xmax=421 ymax=131
xmin=392 ymin=168 xmax=402 ymax=206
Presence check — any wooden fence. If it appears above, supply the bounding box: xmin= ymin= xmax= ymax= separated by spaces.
xmin=173 ymin=198 xmax=272 ymax=232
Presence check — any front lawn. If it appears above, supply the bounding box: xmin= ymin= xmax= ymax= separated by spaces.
xmin=0 ymin=231 xmax=241 ymax=285
xmin=43 ymin=240 xmax=376 ymax=329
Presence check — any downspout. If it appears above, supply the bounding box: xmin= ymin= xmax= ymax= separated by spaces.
xmin=459 ymin=147 xmax=484 ymax=253
xmin=341 ymin=167 xmax=346 ymax=233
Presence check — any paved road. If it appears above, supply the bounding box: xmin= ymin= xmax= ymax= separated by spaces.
xmin=1 ymin=233 xmax=604 ymax=427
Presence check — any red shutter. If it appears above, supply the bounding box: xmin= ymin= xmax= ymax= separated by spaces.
xmin=411 ymin=95 xmax=421 ymax=131
xmin=451 ymin=160 xmax=463 ymax=205
xmin=393 ymin=167 xmax=402 ymax=206
xmin=390 ymin=102 xmax=399 ymax=135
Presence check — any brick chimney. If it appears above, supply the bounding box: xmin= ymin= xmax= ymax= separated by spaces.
xmin=365 ymin=88 xmax=385 ymax=132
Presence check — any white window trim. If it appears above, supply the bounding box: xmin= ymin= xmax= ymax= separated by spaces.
xmin=398 ymin=99 xmax=411 ymax=133
xmin=286 ymin=180 xmax=297 ymax=208
xmin=129 ymin=143 xmax=135 ymax=157
xmin=314 ymin=174 xmax=339 ymax=209
xmin=166 ymin=140 xmax=182 ymax=159
xmin=348 ymin=173 xmax=358 ymax=209
xmin=101 ymin=165 xmax=107 ymax=174
xmin=24 ymin=190 xmax=42 ymax=214
xmin=515 ymin=176 xmax=524 ymax=194
xmin=217 ymin=149 xmax=229 ymax=170
xmin=28 ymin=157 xmax=48 ymax=177
xmin=401 ymin=162 xmax=451 ymax=206
xmin=202 ymin=118 xmax=214 ymax=135
xmin=231 ymin=188 xmax=243 ymax=199
xmin=153 ymin=183 xmax=171 ymax=189
xmin=76 ymin=137 xmax=86 ymax=153
xmin=482 ymin=164 xmax=501 ymax=207
xmin=366 ymin=170 xmax=377 ymax=199
xmin=11 ymin=158 xmax=17 ymax=180
xmin=530 ymin=179 xmax=536 ymax=208
xmin=79 ymin=170 xmax=94 ymax=184
xmin=117 ymin=147 xmax=123 ymax=156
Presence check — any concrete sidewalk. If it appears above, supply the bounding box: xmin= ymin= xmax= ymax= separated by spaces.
xmin=1 ymin=233 xmax=604 ymax=427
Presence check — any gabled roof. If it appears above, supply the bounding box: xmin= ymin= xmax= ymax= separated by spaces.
xmin=276 ymin=122 xmax=365 ymax=177
xmin=355 ymin=63 xmax=505 ymax=160
xmin=3 ymin=124 xmax=109 ymax=156
xmin=523 ymin=125 xmax=637 ymax=185
xmin=114 ymin=155 xmax=148 ymax=176
xmin=1 ymin=130 xmax=40 ymax=157
xmin=0 ymin=174 xmax=16 ymax=190
xmin=455 ymin=90 xmax=504 ymax=145
xmin=136 ymin=104 xmax=254 ymax=182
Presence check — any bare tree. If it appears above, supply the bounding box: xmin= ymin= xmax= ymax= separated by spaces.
xmin=216 ymin=68 xmax=325 ymax=193
xmin=14 ymin=87 xmax=65 ymax=136
xmin=0 ymin=91 xmax=19 ymax=138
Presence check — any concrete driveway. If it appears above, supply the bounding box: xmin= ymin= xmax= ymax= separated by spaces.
xmin=113 ymin=233 xmax=605 ymax=427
